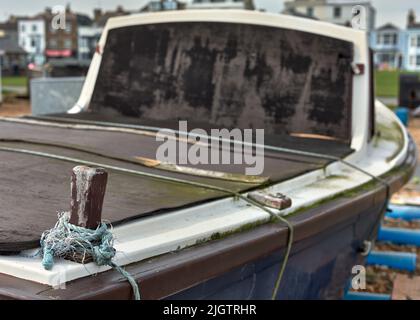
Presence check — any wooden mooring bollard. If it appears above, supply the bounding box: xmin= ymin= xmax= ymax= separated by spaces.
xmin=67 ymin=166 xmax=108 ymax=264
xmin=69 ymin=166 xmax=108 ymax=230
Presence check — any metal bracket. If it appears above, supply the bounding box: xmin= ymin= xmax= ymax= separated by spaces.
xmin=247 ymin=191 xmax=292 ymax=210
xmin=360 ymin=240 xmax=373 ymax=256
xmin=95 ymin=44 xmax=103 ymax=55
xmin=351 ymin=62 xmax=365 ymax=75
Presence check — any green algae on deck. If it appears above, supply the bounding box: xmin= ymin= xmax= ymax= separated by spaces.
xmin=188 ymin=175 xmax=381 ymax=247
xmin=375 ymin=121 xmax=403 ymax=144
xmin=324 ymin=174 xmax=348 ymax=180
xmin=285 ymin=160 xmax=413 ymax=219
xmin=183 ymin=147 xmax=414 ymax=250
xmin=309 ymin=174 xmax=352 ymax=190
xmin=373 ymin=120 xmax=404 ymax=162
xmin=193 ymin=219 xmax=271 ymax=247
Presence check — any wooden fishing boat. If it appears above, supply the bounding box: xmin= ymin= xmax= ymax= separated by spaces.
xmin=0 ymin=10 xmax=416 ymax=300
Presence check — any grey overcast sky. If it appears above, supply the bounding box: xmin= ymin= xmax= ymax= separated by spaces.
xmin=0 ymin=0 xmax=419 ymax=28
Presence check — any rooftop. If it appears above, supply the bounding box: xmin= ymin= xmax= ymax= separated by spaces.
xmin=0 ymin=35 xmax=25 ymax=54
xmin=376 ymin=23 xmax=400 ymax=31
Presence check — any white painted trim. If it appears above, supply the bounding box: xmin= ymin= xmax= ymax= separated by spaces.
xmin=104 ymin=10 xmax=365 ymax=40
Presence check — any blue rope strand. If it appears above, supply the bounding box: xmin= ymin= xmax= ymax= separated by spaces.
xmin=40 ymin=213 xmax=140 ymax=300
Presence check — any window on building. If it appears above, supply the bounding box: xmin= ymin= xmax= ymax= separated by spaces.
xmin=49 ymin=39 xmax=57 ymax=48
xmin=410 ymin=55 xmax=416 ymax=66
xmin=417 ymin=35 xmax=420 ymax=48
xmin=333 ymin=6 xmax=341 ymax=18
xmin=385 ymin=34 xmax=396 ymax=45
xmin=21 ymin=25 xmax=25 ymax=32
xmin=32 ymin=24 xmax=37 ymax=32
xmin=307 ymin=7 xmax=314 ymax=17
xmin=417 ymin=55 xmax=420 ymax=67
xmin=163 ymin=0 xmax=177 ymax=10
xmin=64 ymin=39 xmax=72 ymax=49
xmin=80 ymin=38 xmax=89 ymax=49
xmin=31 ymin=39 xmax=36 ymax=48
xmin=378 ymin=33 xmax=398 ymax=45
xmin=149 ymin=1 xmax=162 ymax=11
xmin=81 ymin=52 xmax=91 ymax=60
xmin=411 ymin=36 xmax=417 ymax=47
xmin=65 ymin=22 xmax=72 ymax=33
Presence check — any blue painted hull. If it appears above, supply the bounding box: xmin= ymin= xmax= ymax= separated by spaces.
xmin=168 ymin=201 xmax=384 ymax=300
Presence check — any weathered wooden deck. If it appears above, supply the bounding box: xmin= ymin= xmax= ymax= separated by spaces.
xmin=0 ymin=118 xmax=352 ymax=252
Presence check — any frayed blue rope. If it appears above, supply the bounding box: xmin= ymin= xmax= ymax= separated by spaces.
xmin=40 ymin=213 xmax=140 ymax=300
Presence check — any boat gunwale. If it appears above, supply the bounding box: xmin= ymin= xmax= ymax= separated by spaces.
xmin=0 ymin=136 xmax=415 ymax=300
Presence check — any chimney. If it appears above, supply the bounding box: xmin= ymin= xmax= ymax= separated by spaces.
xmin=94 ymin=8 xmax=102 ymax=22
xmin=244 ymin=0 xmax=255 ymax=10
xmin=116 ymin=5 xmax=124 ymax=14
xmin=408 ymin=9 xmax=416 ymax=27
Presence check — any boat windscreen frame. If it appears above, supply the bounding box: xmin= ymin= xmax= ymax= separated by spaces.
xmin=71 ymin=10 xmax=371 ymax=155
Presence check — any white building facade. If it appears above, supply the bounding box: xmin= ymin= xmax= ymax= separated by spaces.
xmin=404 ymin=29 xmax=420 ymax=71
xmin=18 ymin=19 xmax=46 ymax=66
xmin=145 ymin=0 xmax=181 ymax=11
xmin=370 ymin=24 xmax=403 ymax=70
xmin=187 ymin=0 xmax=253 ymax=10
xmin=403 ymin=11 xmax=420 ymax=71
xmin=283 ymin=0 xmax=376 ymax=31
xmin=78 ymin=26 xmax=102 ymax=61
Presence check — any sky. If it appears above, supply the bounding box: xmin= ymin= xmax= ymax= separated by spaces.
xmin=0 ymin=0 xmax=419 ymax=28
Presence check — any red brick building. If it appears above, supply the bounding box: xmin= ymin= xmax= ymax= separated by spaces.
xmin=42 ymin=6 xmax=81 ymax=59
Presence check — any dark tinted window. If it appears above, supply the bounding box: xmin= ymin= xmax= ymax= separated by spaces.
xmin=91 ymin=22 xmax=354 ymax=142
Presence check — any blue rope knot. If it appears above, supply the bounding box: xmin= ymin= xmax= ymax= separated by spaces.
xmin=92 ymin=237 xmax=116 ymax=266
xmin=40 ymin=212 xmax=140 ymax=300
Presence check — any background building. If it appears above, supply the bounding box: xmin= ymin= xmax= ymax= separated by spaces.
xmin=93 ymin=6 xmax=131 ymax=27
xmin=18 ymin=18 xmax=45 ymax=65
xmin=187 ymin=0 xmax=254 ymax=10
xmin=404 ymin=10 xmax=420 ymax=71
xmin=370 ymin=23 xmax=403 ymax=70
xmin=283 ymin=0 xmax=376 ymax=31
xmin=368 ymin=10 xmax=420 ymax=72
xmin=0 ymin=19 xmax=19 ymax=45
xmin=43 ymin=6 xmax=80 ymax=60
xmin=78 ymin=25 xmax=102 ymax=61
xmin=141 ymin=0 xmax=186 ymax=12
xmin=0 ymin=26 xmax=26 ymax=75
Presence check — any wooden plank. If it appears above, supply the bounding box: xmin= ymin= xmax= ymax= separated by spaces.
xmin=0 ymin=150 xmax=224 ymax=252
xmin=0 ymin=119 xmax=350 ymax=252
xmin=70 ymin=166 xmax=108 ymax=229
